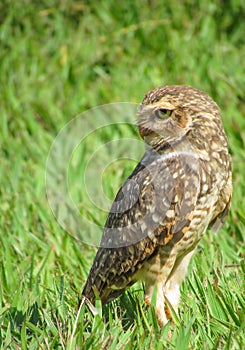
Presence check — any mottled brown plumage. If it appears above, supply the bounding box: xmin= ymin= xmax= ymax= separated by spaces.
xmin=81 ymin=85 xmax=232 ymax=326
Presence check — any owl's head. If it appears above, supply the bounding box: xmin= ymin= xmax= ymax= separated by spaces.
xmin=137 ymin=85 xmax=221 ymax=151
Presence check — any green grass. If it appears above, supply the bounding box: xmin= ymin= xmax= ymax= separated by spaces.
xmin=0 ymin=1 xmax=245 ymax=349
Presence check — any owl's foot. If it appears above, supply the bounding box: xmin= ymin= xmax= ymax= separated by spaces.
xmin=144 ymin=293 xmax=169 ymax=327
xmin=156 ymin=308 xmax=169 ymax=327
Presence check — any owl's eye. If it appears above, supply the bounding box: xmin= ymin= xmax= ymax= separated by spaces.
xmin=154 ymin=108 xmax=172 ymax=119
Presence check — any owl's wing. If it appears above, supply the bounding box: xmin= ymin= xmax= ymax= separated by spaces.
xmin=82 ymin=151 xmax=200 ymax=304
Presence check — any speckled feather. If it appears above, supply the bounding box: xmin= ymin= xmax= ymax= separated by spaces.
xmin=81 ymin=85 xmax=232 ymax=325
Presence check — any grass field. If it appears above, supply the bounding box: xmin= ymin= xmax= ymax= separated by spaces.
xmin=0 ymin=1 xmax=245 ymax=349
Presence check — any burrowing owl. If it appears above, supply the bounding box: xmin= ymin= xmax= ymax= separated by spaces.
xmin=81 ymin=85 xmax=232 ymax=326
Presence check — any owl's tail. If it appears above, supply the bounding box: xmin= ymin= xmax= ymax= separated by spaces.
xmin=79 ymin=276 xmax=125 ymax=311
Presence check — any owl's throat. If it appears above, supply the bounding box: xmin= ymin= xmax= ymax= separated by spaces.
xmin=143 ymin=132 xmax=170 ymax=153
xmin=144 ymin=130 xmax=192 ymax=154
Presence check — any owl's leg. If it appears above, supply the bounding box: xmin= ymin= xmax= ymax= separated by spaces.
xmin=164 ymin=250 xmax=195 ymax=317
xmin=144 ymin=281 xmax=168 ymax=327
xmin=143 ymin=252 xmax=179 ymax=327
xmin=156 ymin=282 xmax=169 ymax=327
xmin=144 ymin=282 xmax=154 ymax=307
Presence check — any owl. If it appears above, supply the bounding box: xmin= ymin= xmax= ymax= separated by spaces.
xmin=81 ymin=85 xmax=232 ymax=326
